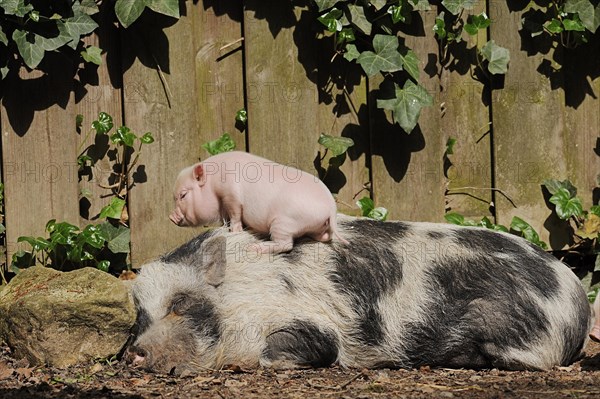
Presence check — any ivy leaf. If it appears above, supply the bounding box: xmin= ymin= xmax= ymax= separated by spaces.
xmin=549 ymin=188 xmax=584 ymax=220
xmin=339 ymin=27 xmax=355 ymax=43
xmin=318 ymin=134 xmax=354 ymax=157
xmin=399 ymin=46 xmax=420 ymax=81
xmin=99 ymin=197 xmax=126 ymax=220
xmin=357 ymin=197 xmax=374 ymax=216
xmin=79 ymin=0 xmax=100 ymax=15
xmin=356 ymin=34 xmax=403 ymax=76
xmin=344 ymin=43 xmax=360 ymax=61
xmin=446 ymin=137 xmax=457 ymax=155
xmin=441 ymin=0 xmax=478 ymax=15
xmin=318 ymin=8 xmax=343 ymax=32
xmin=147 ymin=0 xmax=180 ymax=19
xmin=81 ymin=45 xmax=103 ymax=65
xmin=433 ymin=12 xmax=447 ymax=39
xmin=564 ymin=0 xmax=600 ymax=33
xmin=235 ymin=109 xmax=248 ymax=125
xmin=444 ymin=212 xmax=465 ymax=225
xmin=0 ymin=27 xmax=7 ymax=46
xmin=465 ymin=12 xmax=491 ymax=35
xmin=480 ymin=40 xmax=510 ymax=75
xmin=409 ymin=0 xmax=431 ymax=11
xmin=111 ymin=126 xmax=137 ymax=147
xmin=98 ymin=222 xmax=131 ymax=254
xmin=62 ymin=14 xmax=99 ymax=46
xmin=140 ymin=132 xmax=154 ymax=144
xmin=370 ymin=0 xmax=387 ymax=10
xmin=115 ymin=0 xmax=147 ymax=28
xmin=563 ymin=17 xmax=586 ymax=32
xmin=93 ymin=112 xmax=114 ymax=134
xmin=314 ymin=0 xmax=340 ymax=12
xmin=544 ymin=19 xmax=564 ymax=34
xmin=576 ymin=213 xmax=600 ymax=239
xmin=369 ymin=207 xmax=389 ymax=221
xmin=346 ymin=4 xmax=372 ymax=35
xmin=12 ymin=30 xmax=45 ymax=69
xmin=510 ymin=216 xmax=547 ymax=249
xmin=202 ymin=133 xmax=236 ymax=155
xmin=97 ymin=260 xmax=110 ymax=272
xmin=376 ymin=80 xmax=433 ymax=133
xmin=40 ymin=23 xmax=73 ymax=51
xmin=388 ymin=1 xmax=413 ymax=24
xmin=542 ymin=178 xmax=577 ymax=197
xmin=1 ymin=0 xmax=33 ymax=17
xmin=17 ymin=236 xmax=51 ymax=252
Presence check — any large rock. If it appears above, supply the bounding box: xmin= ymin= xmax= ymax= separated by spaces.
xmin=0 ymin=266 xmax=136 ymax=367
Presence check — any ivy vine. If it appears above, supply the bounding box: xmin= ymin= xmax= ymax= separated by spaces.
xmin=313 ymin=0 xmax=511 ymax=132
xmin=0 ymin=0 xmax=180 ymax=79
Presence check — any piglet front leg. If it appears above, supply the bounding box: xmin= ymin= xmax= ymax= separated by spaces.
xmin=222 ymin=198 xmax=244 ymax=233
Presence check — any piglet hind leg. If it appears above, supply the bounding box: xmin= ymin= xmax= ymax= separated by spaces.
xmin=249 ymin=220 xmax=295 ymax=254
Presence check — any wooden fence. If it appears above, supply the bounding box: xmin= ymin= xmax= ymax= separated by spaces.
xmin=1 ymin=1 xmax=599 ymax=267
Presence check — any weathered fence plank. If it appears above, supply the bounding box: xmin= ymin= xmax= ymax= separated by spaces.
xmin=370 ymin=8 xmax=446 ymax=222
xmin=123 ymin=2 xmax=208 ymax=266
xmin=77 ymin=6 xmax=124 ymax=227
xmin=1 ymin=70 xmax=80 ymax=260
xmin=489 ymin=3 xmax=568 ymax=247
xmin=442 ymin=2 xmax=493 ymax=221
xmin=195 ymin=0 xmax=246 ymax=157
xmin=243 ymin=1 xmax=321 ymax=172
xmin=562 ymin=42 xmax=600 ymax=241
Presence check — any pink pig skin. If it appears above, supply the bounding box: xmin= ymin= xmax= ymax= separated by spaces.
xmin=590 ymin=295 xmax=600 ymax=342
xmin=170 ymin=151 xmax=347 ymax=254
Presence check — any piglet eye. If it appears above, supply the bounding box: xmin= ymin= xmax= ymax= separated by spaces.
xmin=180 ymin=191 xmax=188 ymax=200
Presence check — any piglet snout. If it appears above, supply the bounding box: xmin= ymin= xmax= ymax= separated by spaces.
xmin=169 ymin=210 xmax=185 ymax=226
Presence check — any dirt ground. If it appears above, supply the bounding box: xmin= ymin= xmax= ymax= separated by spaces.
xmin=0 ymin=341 xmax=598 ymax=399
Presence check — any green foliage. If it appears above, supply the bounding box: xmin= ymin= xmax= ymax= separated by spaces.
xmin=543 ymin=178 xmax=599 ymax=241
xmin=480 ymin=40 xmax=510 ymax=75
xmin=235 ymin=109 xmax=248 ymax=126
xmin=312 ymin=1 xmax=509 ymax=134
xmin=523 ymin=0 xmax=600 ymax=48
xmin=445 ymin=137 xmax=457 ymax=155
xmin=444 ymin=213 xmax=548 ymax=249
xmin=0 ymin=0 xmax=180 ymax=79
xmin=13 ymin=112 xmax=154 ymax=275
xmin=433 ymin=10 xmax=510 ymax=76
xmin=11 ymin=219 xmax=129 ymax=273
xmin=312 ymin=0 xmax=435 ymax=133
xmin=318 ymin=134 xmax=354 ymax=157
xmin=202 ymin=133 xmax=236 ymax=156
xmin=376 ymin=80 xmax=433 ymax=133
xmin=357 ymin=197 xmax=388 ymax=221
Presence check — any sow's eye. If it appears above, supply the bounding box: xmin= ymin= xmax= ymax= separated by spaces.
xmin=169 ymin=294 xmax=192 ymax=316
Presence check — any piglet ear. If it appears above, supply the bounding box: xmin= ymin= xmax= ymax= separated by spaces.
xmin=201 ymin=236 xmax=227 ymax=287
xmin=193 ymin=163 xmax=206 ymax=186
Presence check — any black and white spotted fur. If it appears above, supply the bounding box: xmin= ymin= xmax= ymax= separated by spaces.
xmin=126 ymin=216 xmax=591 ymax=374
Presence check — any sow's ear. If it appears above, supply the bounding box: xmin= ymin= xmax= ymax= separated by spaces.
xmin=200 ymin=236 xmax=227 ymax=287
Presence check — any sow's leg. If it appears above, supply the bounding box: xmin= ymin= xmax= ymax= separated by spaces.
xmin=591 ymin=295 xmax=600 ymax=342
xmin=261 ymin=320 xmax=339 ymax=369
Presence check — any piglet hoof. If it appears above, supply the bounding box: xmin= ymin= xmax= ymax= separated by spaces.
xmin=590 ymin=327 xmax=600 ymax=343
